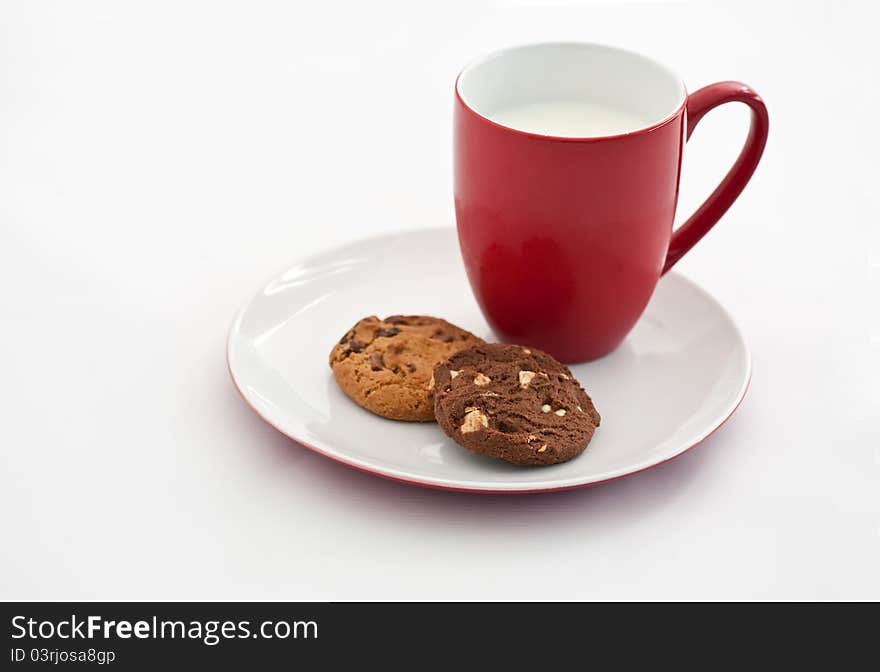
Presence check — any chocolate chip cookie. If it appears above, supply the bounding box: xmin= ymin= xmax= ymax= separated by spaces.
xmin=432 ymin=344 xmax=600 ymax=465
xmin=329 ymin=315 xmax=483 ymax=421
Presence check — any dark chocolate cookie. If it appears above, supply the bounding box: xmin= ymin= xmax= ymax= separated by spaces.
xmin=432 ymin=344 xmax=600 ymax=465
xmin=329 ymin=315 xmax=483 ymax=421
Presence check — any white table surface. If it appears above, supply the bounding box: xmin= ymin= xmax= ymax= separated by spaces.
xmin=2 ymin=0 xmax=878 ymax=601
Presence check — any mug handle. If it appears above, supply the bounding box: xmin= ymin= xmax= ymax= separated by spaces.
xmin=662 ymin=81 xmax=769 ymax=274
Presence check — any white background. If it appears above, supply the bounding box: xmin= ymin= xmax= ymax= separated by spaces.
xmin=1 ymin=0 xmax=878 ymax=600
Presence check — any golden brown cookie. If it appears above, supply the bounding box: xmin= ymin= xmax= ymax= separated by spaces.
xmin=329 ymin=315 xmax=484 ymax=421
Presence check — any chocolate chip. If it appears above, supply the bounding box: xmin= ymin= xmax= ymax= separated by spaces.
xmin=384 ymin=315 xmax=407 ymax=324
xmin=406 ymin=363 xmax=416 ymax=373
xmin=432 ymin=330 xmax=454 ymax=343
xmin=497 ymin=419 xmax=520 ymax=433
xmin=339 ymin=329 xmax=355 ymax=345
xmin=346 ymin=340 xmax=363 ymax=354
xmin=377 ymin=327 xmax=400 ymax=338
xmin=370 ymin=353 xmax=384 ymax=371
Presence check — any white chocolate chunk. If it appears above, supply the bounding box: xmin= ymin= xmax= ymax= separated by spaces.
xmin=519 ymin=370 xmax=537 ymax=388
xmin=473 ymin=373 xmax=491 ymax=386
xmin=460 ymin=408 xmax=489 ymax=434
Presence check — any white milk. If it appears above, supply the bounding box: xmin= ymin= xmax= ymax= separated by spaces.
xmin=488 ymin=100 xmax=652 ymax=137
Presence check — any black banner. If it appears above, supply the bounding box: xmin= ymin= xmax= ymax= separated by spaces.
xmin=1 ymin=602 xmax=876 ymax=668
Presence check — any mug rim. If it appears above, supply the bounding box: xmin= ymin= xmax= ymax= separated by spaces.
xmin=455 ymin=41 xmax=688 ymax=143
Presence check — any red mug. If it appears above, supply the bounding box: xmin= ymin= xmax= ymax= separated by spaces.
xmin=454 ymin=43 xmax=768 ymax=362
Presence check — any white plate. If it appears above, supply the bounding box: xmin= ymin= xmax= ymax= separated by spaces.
xmin=227 ymin=228 xmax=750 ymax=493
